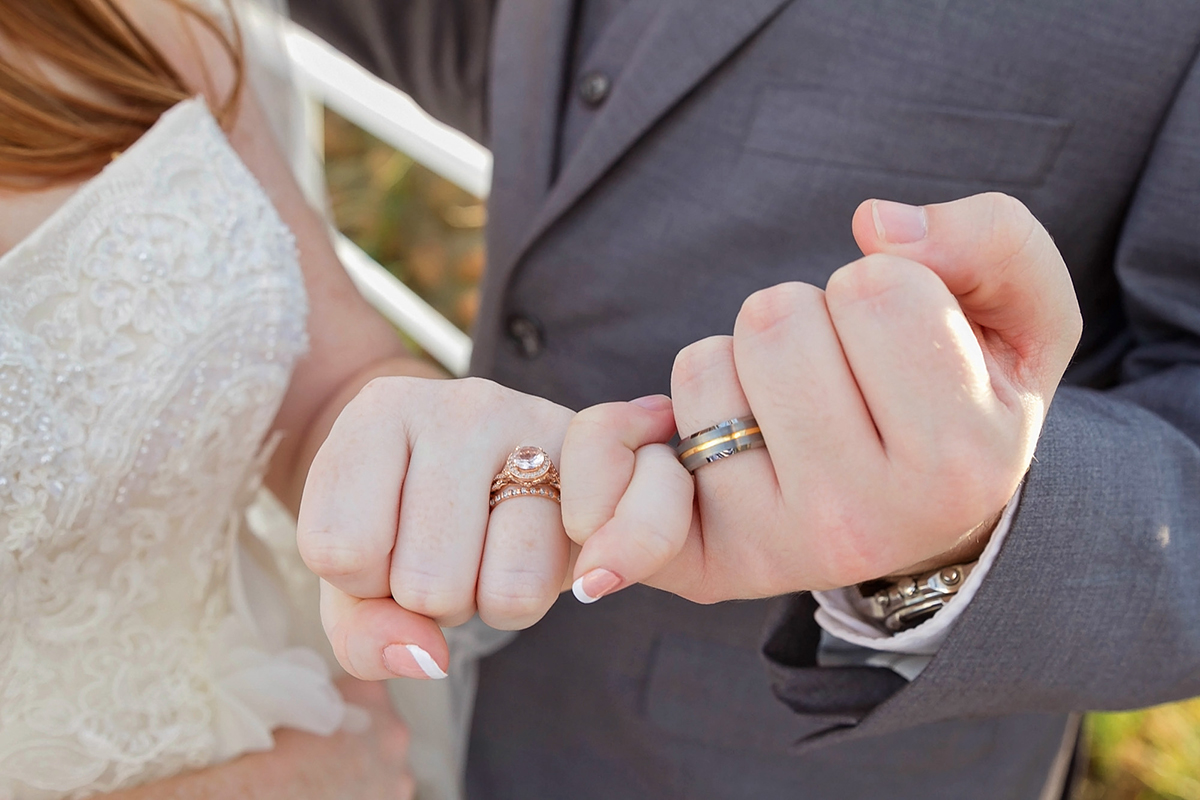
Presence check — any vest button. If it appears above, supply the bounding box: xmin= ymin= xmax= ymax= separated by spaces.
xmin=577 ymin=71 xmax=612 ymax=107
xmin=506 ymin=314 xmax=544 ymax=358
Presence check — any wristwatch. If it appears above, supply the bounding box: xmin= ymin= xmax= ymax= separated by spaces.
xmin=853 ymin=561 xmax=977 ymax=632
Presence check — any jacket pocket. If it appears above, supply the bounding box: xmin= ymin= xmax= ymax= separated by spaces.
xmin=644 ymin=633 xmax=852 ymax=753
xmin=745 ymin=86 xmax=1071 ymax=186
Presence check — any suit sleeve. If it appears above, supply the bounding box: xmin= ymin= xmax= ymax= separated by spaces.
xmin=763 ymin=49 xmax=1200 ymax=747
xmin=285 ymin=0 xmax=496 ymax=143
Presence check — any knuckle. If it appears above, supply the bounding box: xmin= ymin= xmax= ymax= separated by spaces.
xmin=455 ymin=375 xmax=502 ymax=401
xmin=562 ymin=404 xmax=624 ymax=456
xmin=984 ymin=192 xmax=1040 ymax=265
xmin=343 ymin=377 xmax=421 ymax=437
xmin=561 ymin=500 xmax=611 ymax=546
xmin=444 ymin=376 xmax=497 ymax=419
xmin=735 ymin=281 xmax=821 ymax=338
xmin=984 ymin=191 xmax=1031 ymax=223
xmin=356 ymin=376 xmax=407 ymax=409
xmin=297 ymin=536 xmax=374 ymax=579
xmin=391 ymin=571 xmax=473 ymax=622
xmin=577 ymin=401 xmax=628 ymax=430
xmin=430 ymin=376 xmax=511 ymax=426
xmin=626 ymin=521 xmax=682 ymax=568
xmin=477 ymin=575 xmax=556 ymax=627
xmin=825 ymin=253 xmax=918 ymax=307
xmin=672 ymin=335 xmax=735 ymax=394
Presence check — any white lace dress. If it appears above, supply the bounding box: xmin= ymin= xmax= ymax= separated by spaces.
xmin=0 ymin=98 xmax=350 ymax=799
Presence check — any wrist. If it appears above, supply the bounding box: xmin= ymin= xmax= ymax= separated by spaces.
xmin=850 ymin=506 xmax=1005 ymax=633
xmin=883 ymin=506 xmax=1004 ymax=580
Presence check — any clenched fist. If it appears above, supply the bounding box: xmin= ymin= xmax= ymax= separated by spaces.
xmin=297 ymin=377 xmax=576 ymax=680
xmin=561 ymin=193 xmax=1082 ymax=603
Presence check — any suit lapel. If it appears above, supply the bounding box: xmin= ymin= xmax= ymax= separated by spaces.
xmin=515 ymin=0 xmax=794 ymax=262
xmin=485 ymin=0 xmax=575 ymax=277
xmin=474 ymin=0 xmax=792 ymax=373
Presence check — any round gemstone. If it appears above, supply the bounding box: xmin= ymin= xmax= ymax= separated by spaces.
xmin=512 ymin=446 xmax=546 ymax=471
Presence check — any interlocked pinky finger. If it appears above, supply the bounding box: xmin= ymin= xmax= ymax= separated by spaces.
xmin=570 ymin=442 xmax=695 ymax=603
xmin=560 ymin=395 xmax=679 ymax=547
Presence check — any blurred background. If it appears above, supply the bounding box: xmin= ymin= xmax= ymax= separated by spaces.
xmin=322 ymin=109 xmax=1200 ymax=800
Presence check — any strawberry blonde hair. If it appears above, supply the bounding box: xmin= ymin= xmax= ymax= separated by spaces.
xmin=0 ymin=0 xmax=243 ymax=185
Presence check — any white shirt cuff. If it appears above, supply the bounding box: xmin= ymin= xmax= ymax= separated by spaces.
xmin=812 ymin=486 xmax=1022 ymax=658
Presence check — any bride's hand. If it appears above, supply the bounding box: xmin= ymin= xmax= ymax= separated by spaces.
xmin=103 ymin=678 xmax=413 ymax=799
xmin=259 ymin=678 xmax=415 ymax=800
xmin=297 ymin=377 xmax=575 ymax=681
xmin=247 ymin=681 xmax=412 ymax=800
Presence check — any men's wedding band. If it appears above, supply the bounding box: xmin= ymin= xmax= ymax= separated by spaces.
xmin=675 ymin=416 xmax=766 ymax=473
xmin=489 ymin=445 xmax=562 ymax=508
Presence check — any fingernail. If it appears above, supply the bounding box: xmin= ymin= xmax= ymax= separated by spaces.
xmin=630 ymin=394 xmax=671 ymax=411
xmin=382 ymin=644 xmax=448 ymax=680
xmin=871 ymin=199 xmax=928 ymax=244
xmin=572 ymin=568 xmax=623 ymax=604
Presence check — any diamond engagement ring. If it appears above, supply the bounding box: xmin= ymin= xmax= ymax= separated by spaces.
xmin=675 ymin=416 xmax=767 ymax=473
xmin=489 ymin=445 xmax=562 ymax=509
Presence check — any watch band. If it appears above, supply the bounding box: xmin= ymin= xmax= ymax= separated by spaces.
xmin=853 ymin=561 xmax=977 ymax=632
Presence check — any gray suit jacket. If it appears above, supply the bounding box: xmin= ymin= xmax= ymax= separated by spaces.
xmin=288 ymin=1 xmax=1200 ymax=797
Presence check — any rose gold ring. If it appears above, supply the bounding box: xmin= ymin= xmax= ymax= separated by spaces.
xmin=489 ymin=445 xmax=561 ymax=509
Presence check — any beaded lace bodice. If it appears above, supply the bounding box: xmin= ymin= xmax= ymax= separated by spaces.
xmin=0 ymin=99 xmax=335 ymax=799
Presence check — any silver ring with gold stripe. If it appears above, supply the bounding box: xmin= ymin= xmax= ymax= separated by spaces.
xmin=675 ymin=416 xmax=766 ymax=473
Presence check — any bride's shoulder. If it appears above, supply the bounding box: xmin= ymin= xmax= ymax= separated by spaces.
xmin=116 ymin=0 xmax=241 ymax=100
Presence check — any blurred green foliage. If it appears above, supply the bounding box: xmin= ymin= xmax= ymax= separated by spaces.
xmin=322 ymin=110 xmax=1200 ymax=800
xmin=1079 ymin=699 xmax=1200 ymax=800
xmin=323 ymin=110 xmax=486 ymax=334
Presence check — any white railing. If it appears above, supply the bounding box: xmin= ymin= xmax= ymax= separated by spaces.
xmin=282 ymin=22 xmax=493 ymax=200
xmin=269 ymin=14 xmax=489 ymax=377
xmin=332 ymin=234 xmax=475 ymax=377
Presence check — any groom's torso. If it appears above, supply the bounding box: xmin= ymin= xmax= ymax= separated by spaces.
xmin=466 ymin=1 xmax=1200 ymax=798
xmin=473 ymin=0 xmax=1200 ymax=402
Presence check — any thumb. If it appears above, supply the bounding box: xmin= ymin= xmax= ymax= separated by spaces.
xmin=851 ymin=192 xmax=1082 ymax=394
xmin=321 ymin=581 xmax=450 ymax=681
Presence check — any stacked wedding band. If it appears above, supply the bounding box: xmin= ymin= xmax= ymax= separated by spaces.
xmin=854 ymin=561 xmax=977 ymax=632
xmin=489 ymin=445 xmax=562 ymax=508
xmin=675 ymin=416 xmax=766 ymax=473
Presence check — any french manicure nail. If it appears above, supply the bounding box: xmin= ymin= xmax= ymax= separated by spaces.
xmin=382 ymin=643 xmax=448 ymax=680
xmin=572 ymin=568 xmax=623 ymax=604
xmin=630 ymin=394 xmax=671 ymax=411
xmin=872 ymin=199 xmax=928 ymax=244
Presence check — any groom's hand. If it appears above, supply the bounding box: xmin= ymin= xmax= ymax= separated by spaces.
xmin=561 ymin=192 xmax=1082 ymax=602
xmin=297 ymin=378 xmax=575 ymax=680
